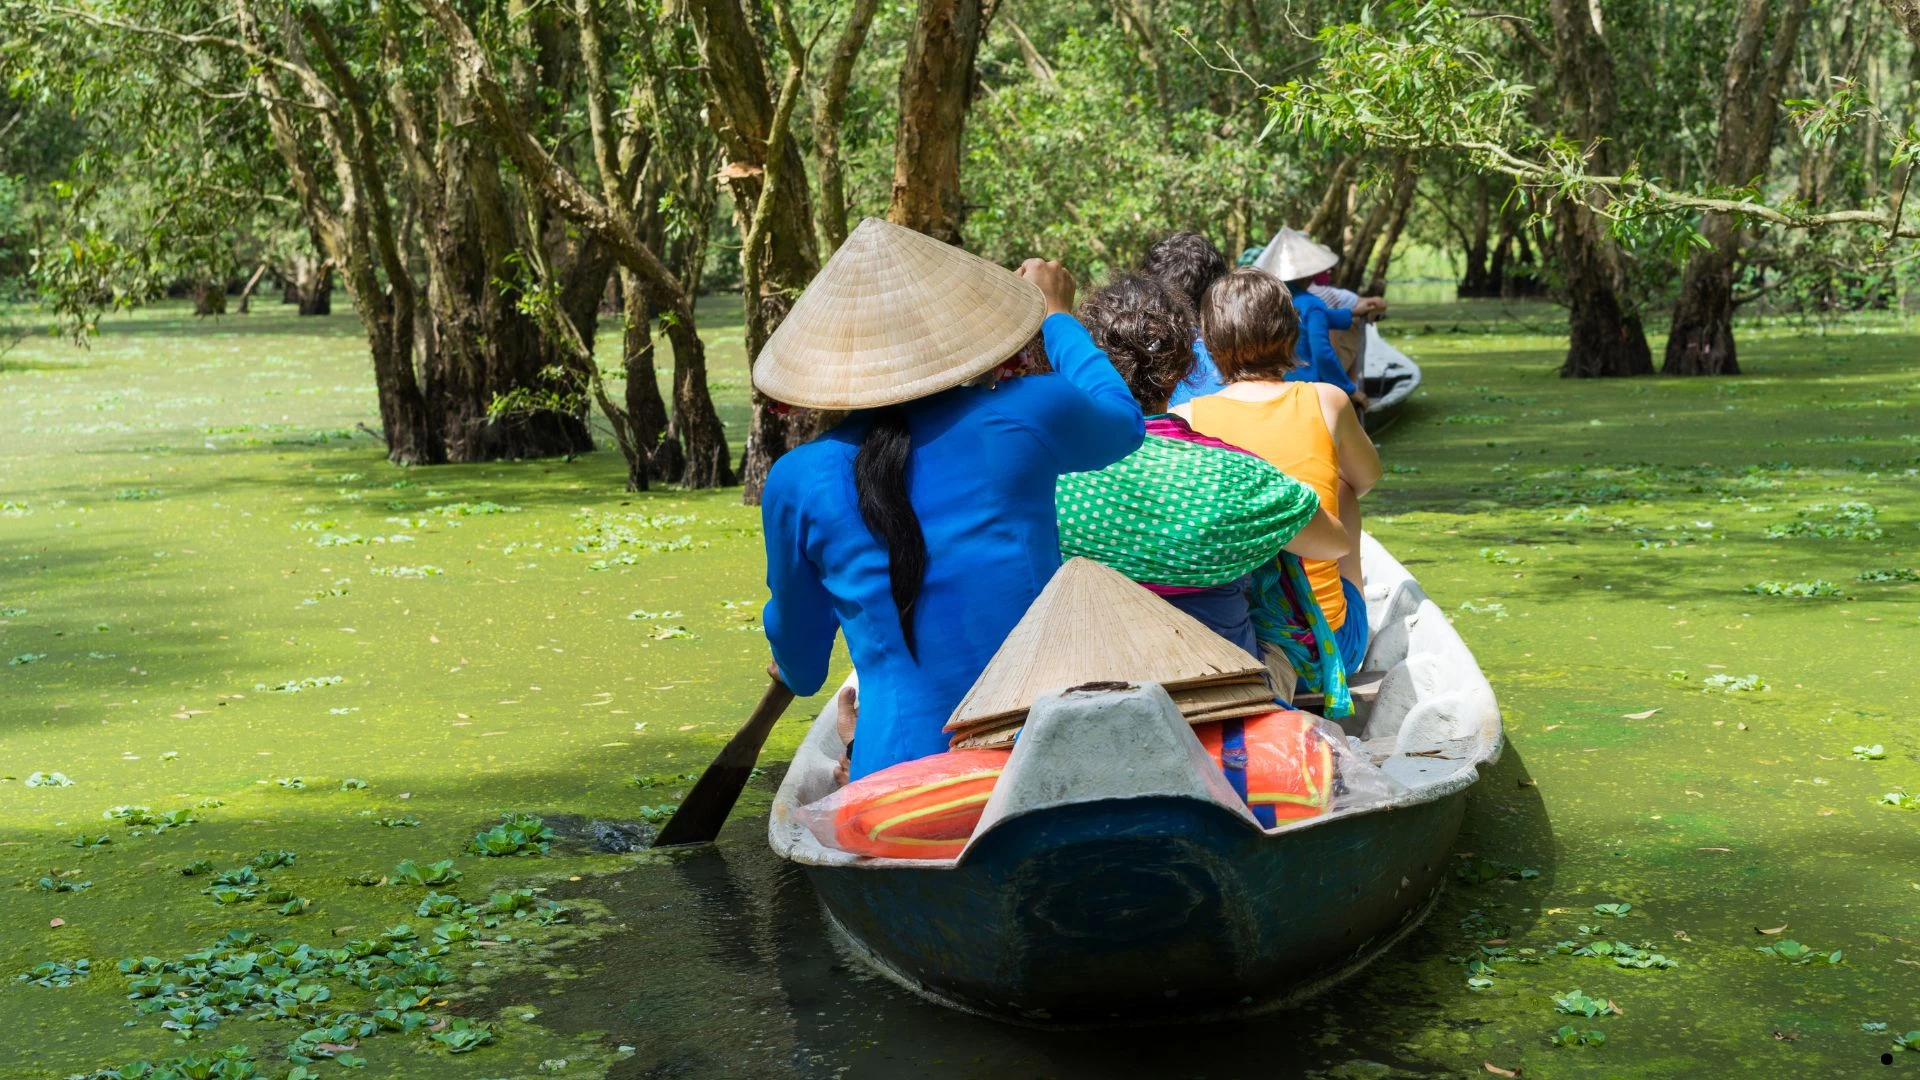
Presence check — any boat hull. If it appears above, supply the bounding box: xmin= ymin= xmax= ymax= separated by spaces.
xmin=769 ymin=537 xmax=1502 ymax=1027
xmin=805 ymin=789 xmax=1464 ymax=1026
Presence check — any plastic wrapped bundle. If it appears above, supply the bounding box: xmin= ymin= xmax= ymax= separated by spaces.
xmin=796 ymin=748 xmax=1011 ymax=860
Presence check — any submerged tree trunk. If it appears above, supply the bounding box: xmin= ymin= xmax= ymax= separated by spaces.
xmin=1459 ymin=178 xmax=1498 ymax=297
xmin=283 ymin=252 xmax=333 ymax=315
xmin=1554 ymin=199 xmax=1654 ymax=377
xmin=1546 ymin=0 xmax=1653 ymax=377
xmin=887 ymin=0 xmax=986 ymax=244
xmin=1664 ymin=0 xmax=1810 ymax=376
xmin=190 ymin=279 xmax=225 ymax=316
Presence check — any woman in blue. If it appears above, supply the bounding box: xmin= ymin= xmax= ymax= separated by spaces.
xmin=1252 ymin=228 xmax=1360 ymax=396
xmin=755 ymin=219 xmax=1144 ymax=781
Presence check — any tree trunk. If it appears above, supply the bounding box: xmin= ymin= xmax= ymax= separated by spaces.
xmin=1554 ymin=199 xmax=1653 ymax=377
xmin=887 ymin=0 xmax=986 ymax=244
xmin=1664 ymin=0 xmax=1811 ymax=376
xmin=1336 ymin=180 xmax=1395 ymax=291
xmin=235 ymin=263 xmax=269 ymax=314
xmin=1546 ymin=0 xmax=1653 ymax=377
xmin=619 ymin=268 xmax=678 ymax=489
xmin=190 ymin=279 xmax=226 ymax=316
xmin=813 ymin=0 xmax=880 ymax=254
xmin=1875 ymin=0 xmax=1920 ymax=48
xmin=1366 ymin=165 xmax=1419 ymax=295
xmin=286 ymin=253 xmax=333 ymax=315
xmin=1460 ymin=178 xmax=1497 ymax=297
xmin=687 ymin=0 xmax=816 ymax=501
xmin=1304 ymin=154 xmax=1359 ymax=243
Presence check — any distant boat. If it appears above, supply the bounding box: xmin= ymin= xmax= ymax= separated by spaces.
xmin=1361 ymin=324 xmax=1421 ymax=431
xmin=768 ymin=535 xmax=1503 ymax=1026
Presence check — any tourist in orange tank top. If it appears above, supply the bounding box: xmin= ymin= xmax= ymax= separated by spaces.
xmin=1172 ymin=268 xmax=1383 ymax=675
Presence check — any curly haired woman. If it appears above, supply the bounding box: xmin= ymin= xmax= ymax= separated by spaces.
xmin=1054 ymin=272 xmax=1347 ymax=659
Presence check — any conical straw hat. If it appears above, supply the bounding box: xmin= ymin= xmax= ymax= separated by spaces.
xmin=752 ymin=218 xmax=1047 ymax=410
xmin=1252 ymin=227 xmax=1339 ymax=282
xmin=945 ymin=558 xmax=1268 ymax=730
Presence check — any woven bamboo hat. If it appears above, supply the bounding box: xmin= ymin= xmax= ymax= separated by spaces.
xmin=1252 ymin=227 xmax=1339 ymax=282
xmin=752 ymin=218 xmax=1047 ymax=410
xmin=945 ymin=558 xmax=1268 ymax=732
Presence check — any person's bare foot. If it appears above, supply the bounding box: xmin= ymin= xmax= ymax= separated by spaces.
xmin=832 ymin=685 xmax=858 ymax=787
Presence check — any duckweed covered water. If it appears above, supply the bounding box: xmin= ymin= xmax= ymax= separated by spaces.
xmin=2 ymin=301 xmax=1917 ymax=1078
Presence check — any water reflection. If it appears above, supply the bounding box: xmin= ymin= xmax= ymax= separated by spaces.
xmin=525 ymin=749 xmax=1548 ymax=1079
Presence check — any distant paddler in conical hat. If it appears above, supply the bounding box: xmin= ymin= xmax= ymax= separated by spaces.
xmin=756 ymin=219 xmax=1144 ymax=782
xmin=1251 ymin=227 xmax=1388 ymax=405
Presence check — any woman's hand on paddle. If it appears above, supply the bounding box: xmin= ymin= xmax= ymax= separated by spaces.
xmin=1017 ymin=258 xmax=1077 ymax=316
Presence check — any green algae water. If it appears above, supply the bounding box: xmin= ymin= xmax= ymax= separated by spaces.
xmin=2 ymin=301 xmax=1917 ymax=1078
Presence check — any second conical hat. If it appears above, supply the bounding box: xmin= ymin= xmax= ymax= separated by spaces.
xmin=1252 ymin=227 xmax=1339 ymax=282
xmin=945 ymin=557 xmax=1268 ymax=730
xmin=752 ymin=218 xmax=1047 ymax=410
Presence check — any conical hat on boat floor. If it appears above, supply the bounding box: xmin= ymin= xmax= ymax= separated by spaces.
xmin=948 ymin=686 xmax=1278 ymax=750
xmin=944 ymin=557 xmax=1271 ymax=734
xmin=751 ymin=218 xmax=1047 ymax=410
xmin=944 ymin=672 xmax=1274 ymax=749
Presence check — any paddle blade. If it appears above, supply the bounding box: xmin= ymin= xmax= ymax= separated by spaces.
xmin=651 ymin=680 xmax=796 ymax=848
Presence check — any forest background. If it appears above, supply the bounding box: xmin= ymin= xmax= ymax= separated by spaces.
xmin=1 ymin=0 xmax=1917 ymax=501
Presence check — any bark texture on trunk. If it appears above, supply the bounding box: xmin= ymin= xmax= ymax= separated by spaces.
xmin=813 ymin=0 xmax=880 ymax=254
xmin=887 ymin=0 xmax=985 ymax=245
xmin=687 ymin=0 xmax=818 ymax=501
xmin=1554 ymin=196 xmax=1653 ymax=377
xmin=1546 ymin=0 xmax=1653 ymax=377
xmin=1663 ymin=0 xmax=1810 ymax=376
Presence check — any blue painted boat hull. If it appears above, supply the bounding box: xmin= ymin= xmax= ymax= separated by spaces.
xmin=805 ymin=790 xmax=1465 ymax=1026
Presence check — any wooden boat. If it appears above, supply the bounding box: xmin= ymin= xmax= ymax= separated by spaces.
xmin=768 ymin=535 xmax=1503 ymax=1027
xmin=1360 ymin=325 xmax=1421 ymax=432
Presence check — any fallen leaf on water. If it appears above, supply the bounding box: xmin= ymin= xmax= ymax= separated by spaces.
xmin=677 ymin=724 xmax=696 ymax=731
xmin=1757 ymin=923 xmax=1790 ymax=935
xmin=1685 ymin=789 xmax=1705 ymax=797
xmin=1623 ymin=709 xmax=1661 ymax=720
xmin=478 ymin=731 xmax=507 ymax=737
xmin=1484 ymin=1064 xmax=1519 ymax=1078
xmin=1772 ymin=1030 xmax=1800 ymax=1042
xmin=330 ymin=925 xmax=356 ymax=936
xmin=397 ymin=792 xmax=412 ymax=799
xmin=48 ymin=918 xmax=65 ymax=929
xmin=430 ymin=634 xmax=440 ymax=644
xmin=1543 ymin=724 xmax=1564 ymax=732
xmin=1673 ymin=930 xmax=1691 ymax=941
xmin=1697 ymin=846 xmax=1733 ymax=852
xmin=1894 ymin=958 xmax=1920 ymax=967
xmin=315 ymin=1042 xmax=356 ymax=1054
xmin=1483 ymin=938 xmax=1509 ymax=945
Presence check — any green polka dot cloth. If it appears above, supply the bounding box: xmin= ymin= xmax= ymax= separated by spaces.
xmin=1055 ymin=434 xmax=1320 ymax=587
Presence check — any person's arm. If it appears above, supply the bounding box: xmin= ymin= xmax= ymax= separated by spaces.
xmin=759 ymin=459 xmax=839 ymax=697
xmin=1007 ymin=259 xmax=1144 ymax=471
xmin=1317 ymin=382 xmax=1381 ymax=497
xmin=1302 ymin=308 xmax=1358 ymax=395
xmin=1283 ymin=505 xmax=1350 ymax=561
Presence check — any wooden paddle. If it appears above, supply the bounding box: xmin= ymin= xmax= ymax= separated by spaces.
xmin=651 ymin=677 xmax=797 ymax=848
